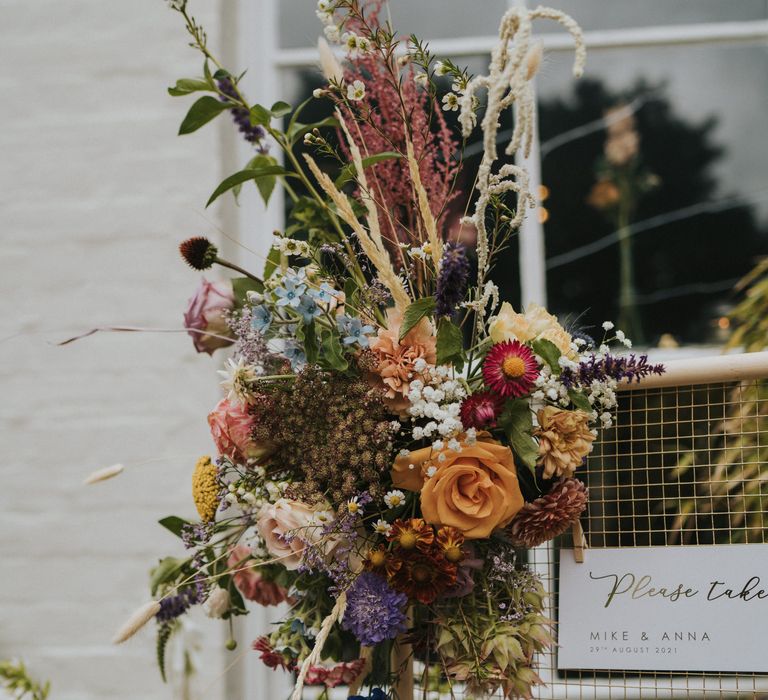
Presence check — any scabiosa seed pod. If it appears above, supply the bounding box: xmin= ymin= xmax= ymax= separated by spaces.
xmin=507 ymin=477 xmax=588 ymax=548
xmin=435 ymin=242 xmax=470 ymax=318
xmin=180 ymin=236 xmax=218 ymax=271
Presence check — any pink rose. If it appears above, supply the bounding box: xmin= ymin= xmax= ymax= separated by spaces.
xmin=256 ymin=499 xmax=324 ymax=570
xmin=183 ymin=278 xmax=235 ymax=355
xmin=208 ymin=398 xmax=274 ymax=464
xmin=227 ymin=545 xmax=289 ymax=607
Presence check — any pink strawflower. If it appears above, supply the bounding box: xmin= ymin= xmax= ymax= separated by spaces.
xmin=459 ymin=390 xmax=505 ymax=429
xmin=482 ymin=340 xmax=539 ymax=399
xmin=208 ymin=397 xmax=274 ymax=464
xmin=228 ymin=545 xmax=290 ymax=607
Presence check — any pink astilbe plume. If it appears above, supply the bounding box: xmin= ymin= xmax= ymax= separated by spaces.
xmin=339 ymin=4 xmax=460 ymax=253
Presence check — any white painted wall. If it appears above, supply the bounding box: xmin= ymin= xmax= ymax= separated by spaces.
xmin=0 ymin=1 xmax=238 ymax=698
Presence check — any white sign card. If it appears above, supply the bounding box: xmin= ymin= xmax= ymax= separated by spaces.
xmin=557 ymin=544 xmax=768 ymax=673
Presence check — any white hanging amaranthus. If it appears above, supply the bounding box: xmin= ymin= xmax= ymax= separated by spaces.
xmin=458 ymin=6 xmax=585 ymax=291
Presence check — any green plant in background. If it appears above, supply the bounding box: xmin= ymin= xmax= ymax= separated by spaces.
xmin=0 ymin=660 xmax=50 ymax=700
xmin=586 ymin=104 xmax=659 ymax=346
xmin=668 ymin=258 xmax=768 ymax=544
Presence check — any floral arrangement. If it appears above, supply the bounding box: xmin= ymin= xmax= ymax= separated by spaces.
xmin=106 ymin=1 xmax=665 ymax=698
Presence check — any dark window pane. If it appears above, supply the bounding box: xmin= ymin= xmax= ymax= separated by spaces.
xmin=537 ymin=43 xmax=768 ymax=345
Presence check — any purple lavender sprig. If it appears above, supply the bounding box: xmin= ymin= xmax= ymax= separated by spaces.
xmin=435 ymin=243 xmax=470 ymax=318
xmin=561 ymin=353 xmax=665 ymax=389
xmin=156 ymin=586 xmax=201 ymax=622
xmin=216 ymin=78 xmax=268 ymax=151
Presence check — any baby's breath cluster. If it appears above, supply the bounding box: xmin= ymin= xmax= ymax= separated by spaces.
xmin=407 ymin=360 xmax=467 ymax=449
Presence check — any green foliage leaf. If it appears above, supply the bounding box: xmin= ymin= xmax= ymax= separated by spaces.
xmin=531 ymin=337 xmax=562 ymax=375
xmin=270 ymin=100 xmax=292 ymax=117
xmin=168 ymin=78 xmax=213 ymax=97
xmin=436 ymin=317 xmax=465 ymax=369
xmin=319 ymin=331 xmax=348 ymax=371
xmin=498 ymin=399 xmax=539 ymax=473
xmin=297 ymin=321 xmax=319 ymax=364
xmin=399 ymin=297 xmax=436 ymax=342
xmin=212 ymin=68 xmax=231 ymax=80
xmin=249 ymin=104 xmax=272 ymax=127
xmin=568 ymin=389 xmax=593 ymax=413
xmin=157 ymin=623 xmax=175 ymax=683
xmin=232 ymin=277 xmax=264 ymax=310
xmin=263 ymin=246 xmax=282 ymax=281
xmin=178 ymin=96 xmax=230 ymax=135
xmin=206 ymin=165 xmax=290 ymax=207
xmin=158 ymin=515 xmax=191 ymax=538
xmin=335 ymin=151 xmax=403 ymax=187
xmin=150 ymin=557 xmax=187 ymax=597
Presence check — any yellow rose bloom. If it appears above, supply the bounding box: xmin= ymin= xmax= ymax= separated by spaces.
xmin=489 ymin=301 xmax=574 ymax=357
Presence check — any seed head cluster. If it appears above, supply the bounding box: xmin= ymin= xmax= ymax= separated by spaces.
xmin=251 ymin=366 xmax=397 ymax=504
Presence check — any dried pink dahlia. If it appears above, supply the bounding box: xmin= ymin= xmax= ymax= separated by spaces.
xmin=507 ymin=478 xmax=588 ymax=548
xmin=482 ymin=340 xmax=539 ymax=399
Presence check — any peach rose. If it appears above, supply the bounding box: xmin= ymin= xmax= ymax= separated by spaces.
xmin=256 ymin=499 xmax=322 ymax=570
xmin=394 ymin=436 xmax=524 ymax=539
xmin=489 ymin=301 xmax=573 ymax=357
xmin=369 ymin=308 xmax=436 ymax=415
xmin=208 ymin=397 xmax=275 ymax=464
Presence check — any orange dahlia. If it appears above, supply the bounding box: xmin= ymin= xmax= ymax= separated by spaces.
xmin=388 ymin=548 xmax=457 ymax=604
xmin=482 ymin=340 xmax=539 ymax=398
xmin=436 ymin=526 xmax=465 ymax=563
xmin=387 ymin=518 xmax=435 ymax=552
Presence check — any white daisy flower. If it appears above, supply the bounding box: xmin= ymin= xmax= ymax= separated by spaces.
xmin=383 ymin=489 xmax=405 ymax=508
xmin=373 ymin=519 xmax=392 ymax=537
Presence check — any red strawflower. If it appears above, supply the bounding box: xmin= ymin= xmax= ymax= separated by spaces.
xmin=482 ymin=340 xmax=539 ymax=398
xmin=459 ymin=390 xmax=505 ymax=429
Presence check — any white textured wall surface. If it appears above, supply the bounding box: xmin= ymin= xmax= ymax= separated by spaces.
xmin=0 ymin=1 xmax=233 ymax=698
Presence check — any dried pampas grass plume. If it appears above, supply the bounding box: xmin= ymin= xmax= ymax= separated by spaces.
xmin=317 ymin=37 xmax=344 ymax=83
xmin=112 ymin=601 xmax=161 ymax=644
xmin=302 ymin=153 xmax=411 ymax=311
xmin=83 ymin=463 xmax=124 ymax=485
xmin=458 ymin=6 xmax=585 ymax=297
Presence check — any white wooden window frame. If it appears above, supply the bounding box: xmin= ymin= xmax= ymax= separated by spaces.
xmin=224 ymin=1 xmax=768 ymax=695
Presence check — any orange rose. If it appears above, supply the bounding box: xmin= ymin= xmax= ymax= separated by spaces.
xmin=394 ymin=436 xmax=524 ymax=539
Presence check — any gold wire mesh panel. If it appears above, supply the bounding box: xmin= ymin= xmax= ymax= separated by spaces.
xmin=531 ymin=353 xmax=768 ymax=700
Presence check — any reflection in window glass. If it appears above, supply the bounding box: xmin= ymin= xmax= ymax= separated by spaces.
xmin=278 ymin=0 xmax=510 ymax=49
xmin=537 ymin=43 xmax=768 ymax=345
xmin=549 ymin=0 xmax=767 ymax=32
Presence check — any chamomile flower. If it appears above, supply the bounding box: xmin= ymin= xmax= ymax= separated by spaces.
xmin=346 ymin=497 xmax=361 ymax=514
xmin=384 ymin=490 xmax=406 ymax=508
xmin=373 ymin=519 xmax=393 ymax=537
xmin=347 ymin=80 xmax=366 ymax=101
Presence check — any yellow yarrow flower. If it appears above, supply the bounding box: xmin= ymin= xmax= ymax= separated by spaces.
xmin=192 ymin=456 xmax=219 ymax=522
